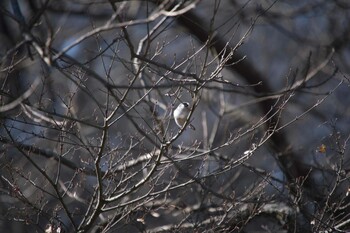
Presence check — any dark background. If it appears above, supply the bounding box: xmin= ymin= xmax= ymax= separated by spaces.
xmin=1 ymin=0 xmax=350 ymax=232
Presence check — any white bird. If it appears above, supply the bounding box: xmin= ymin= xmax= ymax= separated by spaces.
xmin=173 ymin=102 xmax=195 ymax=130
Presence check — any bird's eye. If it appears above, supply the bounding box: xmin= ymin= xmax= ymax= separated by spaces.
xmin=183 ymin=102 xmax=189 ymax=107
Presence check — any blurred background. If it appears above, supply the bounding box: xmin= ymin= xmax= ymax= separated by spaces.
xmin=1 ymin=0 xmax=350 ymax=232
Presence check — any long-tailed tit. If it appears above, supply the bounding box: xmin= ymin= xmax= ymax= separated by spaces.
xmin=173 ymin=102 xmax=195 ymax=130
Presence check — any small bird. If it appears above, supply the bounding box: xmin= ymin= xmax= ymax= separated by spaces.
xmin=173 ymin=102 xmax=195 ymax=130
